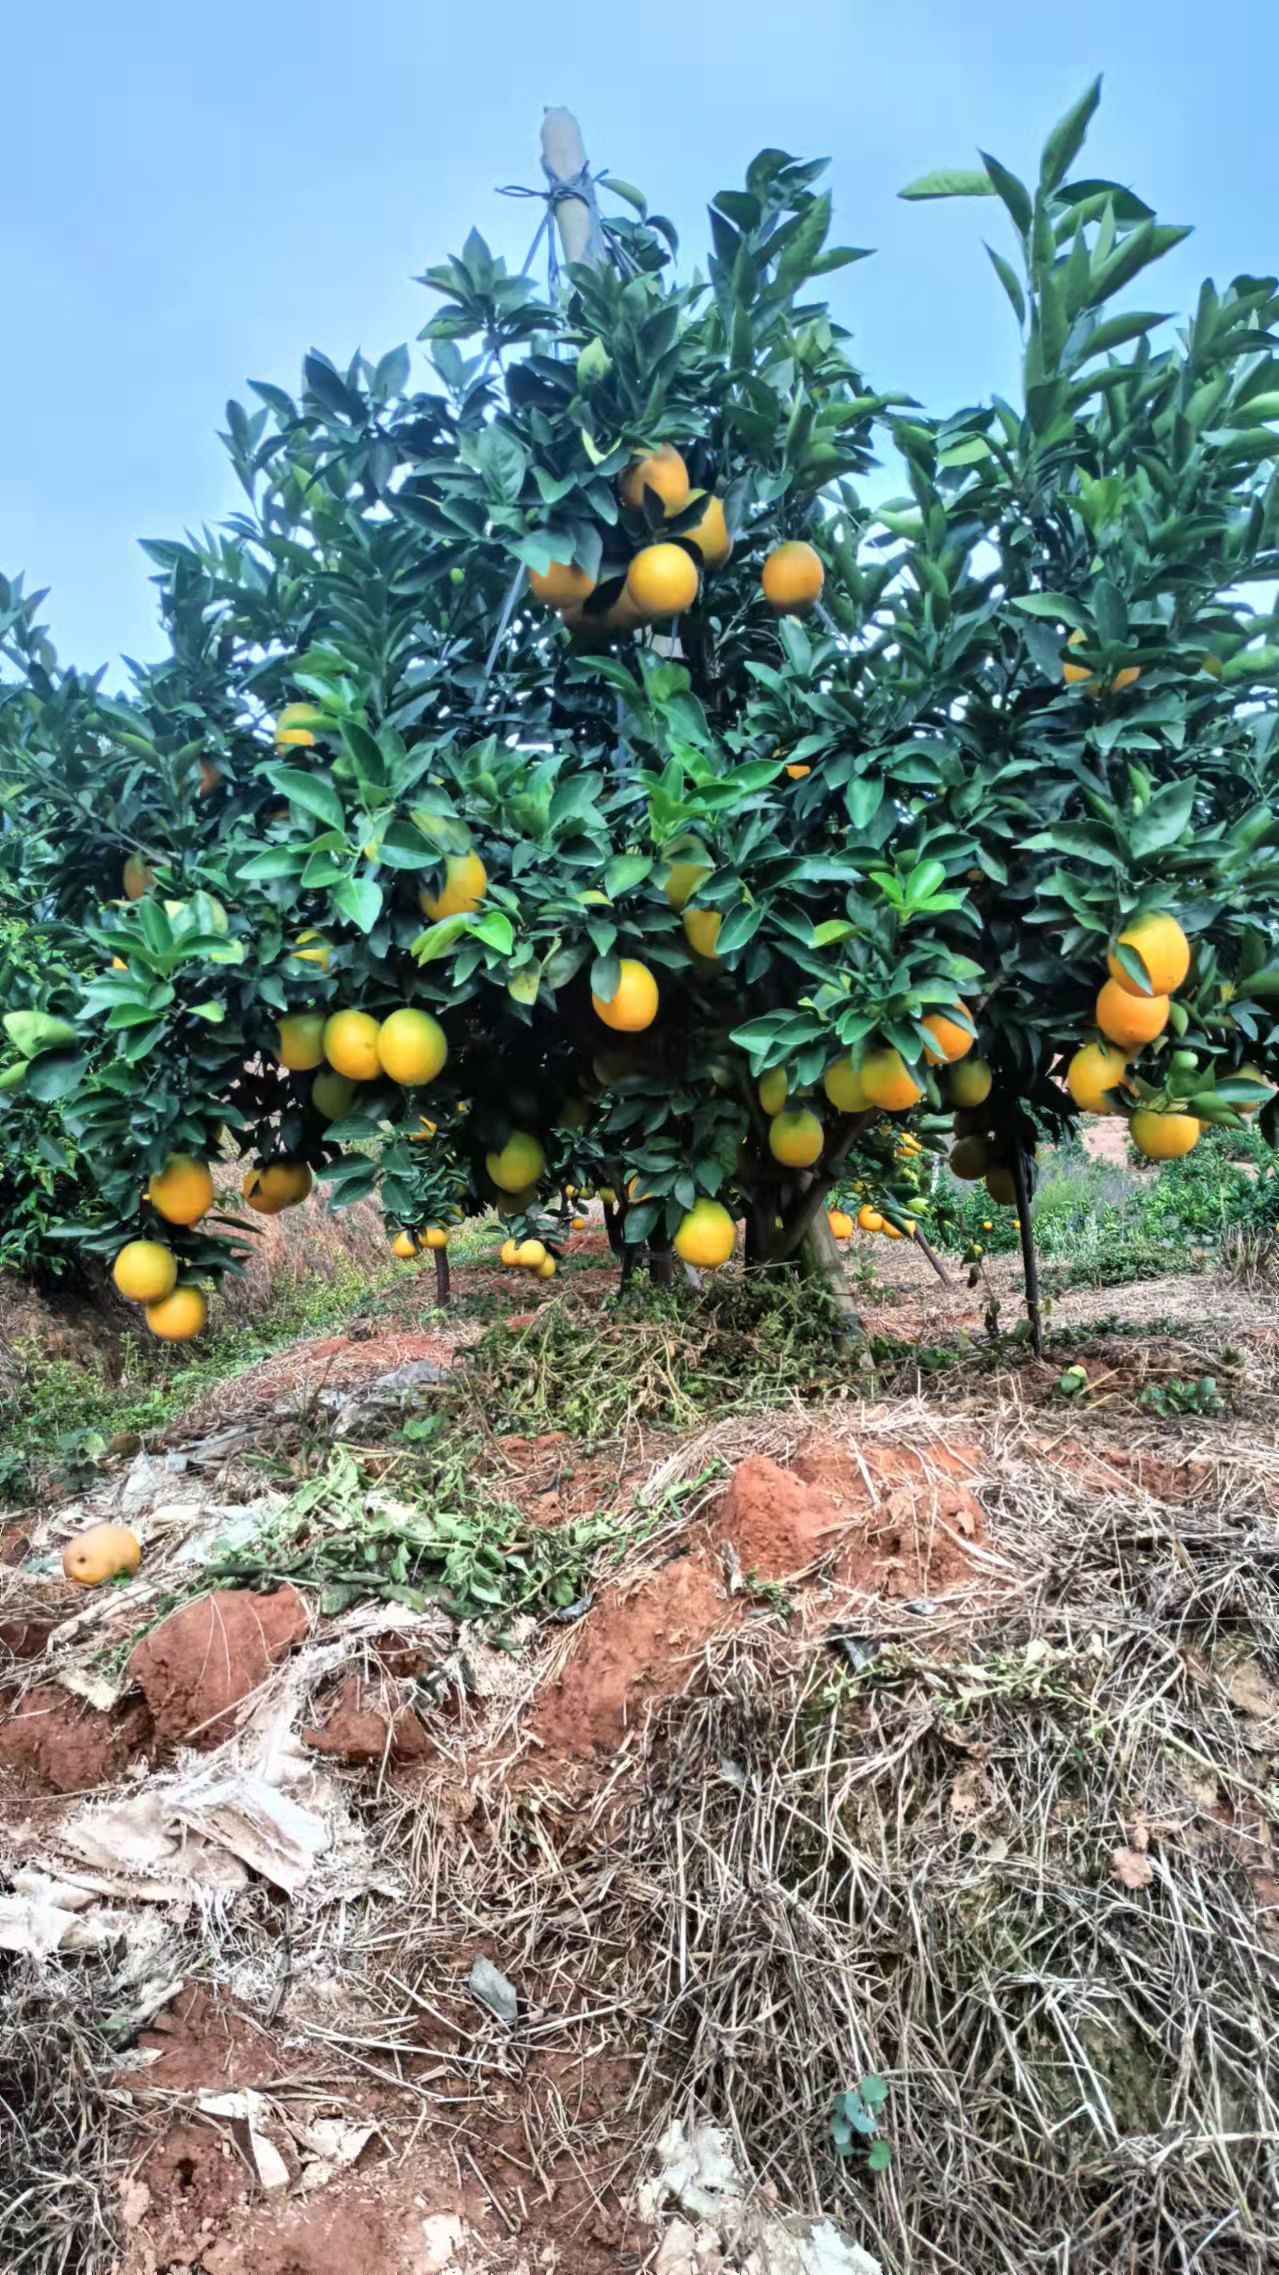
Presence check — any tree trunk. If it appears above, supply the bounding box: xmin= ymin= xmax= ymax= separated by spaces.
xmin=799 ymin=1205 xmax=862 ymax=1335
xmin=647 ymin=1240 xmax=677 ymax=1288
xmin=434 ymin=1248 xmax=450 ymax=1309
xmin=1011 ymin=1146 xmax=1044 ymax=1356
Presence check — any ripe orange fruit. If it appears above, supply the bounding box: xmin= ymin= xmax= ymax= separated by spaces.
xmin=487 ymin=1131 xmax=546 ymax=1192
xmin=1106 ymin=912 xmax=1191 ymax=998
xmin=674 ymin=1198 xmax=736 ymax=1268
xmin=122 ymin=854 xmax=155 ymax=900
xmin=664 ymin=845 xmax=712 ymax=907
xmin=823 ymin=1057 xmax=870 ymax=1113
xmin=768 ymin=1109 xmax=824 ymax=1167
xmin=420 ymin=849 xmax=488 ymax=922
xmin=784 ymin=762 xmax=812 ymax=779
xmin=619 ymin=444 xmax=690 ymax=515
xmin=145 ymin=1284 xmax=208 ymax=1340
xmin=922 ymin=1001 xmax=975 ymax=1065
xmin=950 ymin=1137 xmax=989 ymax=1181
xmin=1130 ymin=1109 xmax=1201 ymax=1160
xmin=500 ymin=1238 xmax=520 ymax=1266
xmin=391 ymin=1229 xmax=419 ymax=1259
xmin=275 ymin=726 xmax=315 ymax=748
xmin=592 ymin=957 xmax=659 ymax=1032
xmin=827 ymin=1208 xmax=854 ymax=1240
xmin=514 ymin=1238 xmax=547 ymax=1268
xmin=537 ymin=1255 xmax=557 ymax=1279
xmin=683 ymin=908 xmax=722 ymax=960
xmin=324 ymin=1009 xmax=383 ymax=1080
xmin=278 ymin=702 xmax=326 ymax=731
xmin=625 ymin=543 xmax=699 ymax=618
xmin=62 ymin=1523 xmax=142 ymax=1587
xmin=278 ymin=1012 xmax=327 ymax=1072
xmin=1066 ymin=1041 xmax=1130 ymax=1114
xmin=311 ymin=1069 xmax=357 ymax=1121
xmin=1095 ymin=978 xmax=1169 ymax=1050
xmin=683 ymin=491 xmax=732 ymax=569
xmin=376 ymin=1008 xmax=448 ymax=1087
xmin=149 ymin=1155 xmax=214 ymax=1226
xmin=112 ymin=1240 xmax=178 ymax=1304
xmin=1062 ymin=630 xmax=1095 ymax=687
xmin=244 ymin=1160 xmax=312 ymax=1214
xmin=948 ymin=1058 xmax=993 ymax=1108
xmin=529 ymin=560 xmax=596 ymax=608
xmin=758 ymin=1067 xmax=789 ymax=1115
xmin=198 ymin=759 xmax=223 ymax=796
xmin=761 ymin=541 xmax=824 ymax=615
xmin=423 ymin=1226 xmax=449 ymax=1250
xmin=857 ymin=1205 xmax=884 ymax=1233
xmin=1111 ymin=665 xmax=1142 ymax=692
xmin=861 ymin=1048 xmax=924 ymax=1112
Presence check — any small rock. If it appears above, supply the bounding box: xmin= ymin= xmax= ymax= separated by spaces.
xmin=467 ymin=1954 xmax=519 ymax=2024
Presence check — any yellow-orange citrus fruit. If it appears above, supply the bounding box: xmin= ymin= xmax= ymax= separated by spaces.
xmin=768 ymin=1109 xmax=824 ymax=1167
xmin=423 ymin=1226 xmax=449 ymax=1250
xmin=823 ymin=1056 xmax=871 ymax=1113
xmin=537 ymin=1255 xmax=557 ymax=1278
xmin=619 ymin=443 xmax=690 ymax=515
xmin=376 ymin=1007 xmax=448 ymax=1087
xmin=149 ymin=1155 xmax=214 ymax=1226
xmin=683 ymin=490 xmax=732 ymax=569
xmin=664 ymin=846 xmax=712 ymax=907
xmin=985 ymin=1166 xmax=1017 ymax=1207
xmin=592 ymin=957 xmax=659 ymax=1032
xmin=947 ymin=1057 xmax=993 ymax=1108
xmin=122 ymin=854 xmax=155 ymax=900
xmin=625 ymin=543 xmax=699 ymax=618
xmin=950 ymin=1137 xmax=989 ymax=1181
xmin=278 ymin=1012 xmax=326 ymax=1072
xmin=1066 ymin=1041 xmax=1130 ymax=1114
xmin=245 ymin=1160 xmax=312 ymax=1214
xmin=62 ymin=1523 xmax=142 ymax=1587
xmin=1111 ymin=665 xmax=1142 ymax=692
xmin=278 ymin=702 xmax=326 ymax=731
xmin=391 ymin=1229 xmax=419 ymax=1259
xmin=500 ymin=1238 xmax=520 ymax=1266
xmin=784 ymin=762 xmax=812 ymax=779
xmin=144 ymin=1284 xmax=208 ymax=1341
xmin=827 ymin=1208 xmax=854 ymax=1240
xmin=292 ymin=930 xmax=331 ymax=970
xmin=111 ymin=956 xmax=127 ymax=970
xmin=1096 ymin=978 xmax=1169 ymax=1049
xmin=883 ymin=1222 xmax=903 ymax=1240
xmin=420 ymin=849 xmax=488 ymax=922
xmin=112 ymin=1241 xmax=178 ymax=1304
xmin=487 ymin=1130 xmax=545 ymax=1192
xmin=275 ymin=725 xmax=315 ymax=747
xmin=1062 ymin=630 xmax=1095 ymax=686
xmin=758 ymin=1067 xmax=789 ymax=1116
xmin=324 ymin=1009 xmax=382 ymax=1080
xmin=922 ymin=1001 xmax=975 ymax=1065
xmin=311 ymin=1069 xmax=357 ymax=1121
xmin=761 ymin=541 xmax=824 ymax=615
xmin=1106 ymin=912 xmax=1191 ymax=998
xmin=529 ymin=559 xmax=596 ymax=608
xmin=683 ymin=908 xmax=722 ymax=959
xmin=571 ymin=1214 xmax=587 ymax=1230
xmin=861 ymin=1048 xmax=924 ymax=1112
xmin=674 ymin=1198 xmax=736 ymax=1268
xmin=857 ymin=1205 xmax=884 ymax=1233
xmin=514 ymin=1239 xmax=547 ymax=1269
xmin=1130 ymin=1109 xmax=1202 ymax=1161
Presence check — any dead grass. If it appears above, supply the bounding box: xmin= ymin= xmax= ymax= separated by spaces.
xmin=0 ymin=1958 xmax=125 ymax=2275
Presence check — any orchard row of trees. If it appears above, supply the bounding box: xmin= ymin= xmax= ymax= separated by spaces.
xmin=2 ymin=84 xmax=1278 ymax=1332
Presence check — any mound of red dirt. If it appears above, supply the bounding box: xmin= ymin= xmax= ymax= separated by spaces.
xmin=129 ymin=1585 xmax=309 ymax=1749
xmin=0 ymin=1683 xmax=152 ymax=1794
xmin=302 ymin=1674 xmax=432 ymax=1766
xmin=531 ymin=1435 xmax=988 ymax=1768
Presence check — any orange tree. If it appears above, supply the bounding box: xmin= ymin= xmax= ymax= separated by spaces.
xmin=3 ymin=84 xmax=1279 ymax=1338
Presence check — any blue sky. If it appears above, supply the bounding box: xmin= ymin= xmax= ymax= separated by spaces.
xmin=5 ymin=0 xmax=1275 ymax=673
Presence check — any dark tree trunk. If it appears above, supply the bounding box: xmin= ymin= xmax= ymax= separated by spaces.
xmin=434 ymin=1248 xmax=450 ymax=1308
xmin=1011 ymin=1146 xmax=1044 ymax=1356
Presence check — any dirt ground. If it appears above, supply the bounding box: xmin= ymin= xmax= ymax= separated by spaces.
xmin=4 ymin=1229 xmax=1279 ymax=2275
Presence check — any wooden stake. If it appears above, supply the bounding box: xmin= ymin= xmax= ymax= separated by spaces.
xmin=1011 ymin=1146 xmax=1044 ymax=1356
xmin=434 ymin=1247 xmax=450 ymax=1309
xmin=540 ymin=109 xmax=606 ymax=269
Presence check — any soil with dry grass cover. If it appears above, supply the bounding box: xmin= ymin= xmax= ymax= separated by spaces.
xmin=3 ymin=1263 xmax=1279 ymax=2274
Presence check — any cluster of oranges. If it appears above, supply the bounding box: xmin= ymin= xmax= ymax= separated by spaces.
xmin=527 ymin=443 xmax=824 ymax=636
xmin=499 ymin=1235 xmax=557 ymax=1279
xmin=1065 ymin=913 xmax=1201 ymax=1159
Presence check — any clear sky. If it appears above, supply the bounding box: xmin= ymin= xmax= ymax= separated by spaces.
xmin=5 ymin=0 xmax=1275 ymax=675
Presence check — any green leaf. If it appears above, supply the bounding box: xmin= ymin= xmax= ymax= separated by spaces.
xmin=603 ymin=853 xmax=653 ymax=898
xmin=899 ymin=169 xmax=995 ymax=202
xmin=24 ymin=1049 xmax=87 ymax=1101
xmin=1130 ymin=780 xmax=1194 ymax=856
xmin=332 ymin=876 xmax=383 ymax=933
xmin=237 ymin=846 xmax=305 ymax=881
xmin=1039 ymin=78 xmax=1102 ymax=192
xmin=266 ymin=766 xmax=347 ymax=833
xmin=1011 ymin=592 xmax=1087 ymax=629
xmin=977 ymin=151 xmax=1033 ymax=236
xmin=985 ymin=244 xmax=1026 ymax=325
xmin=3 ymin=1011 xmax=79 ymax=1057
xmin=866 ymin=2141 xmax=892 ymax=2174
